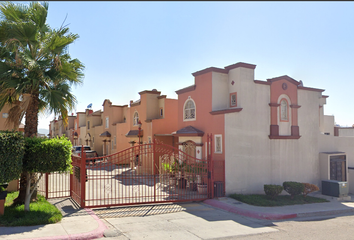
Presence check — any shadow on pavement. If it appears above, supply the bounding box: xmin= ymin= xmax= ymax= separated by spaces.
xmin=93 ymin=202 xmax=276 ymax=229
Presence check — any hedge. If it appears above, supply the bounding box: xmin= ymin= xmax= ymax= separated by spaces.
xmin=23 ymin=136 xmax=72 ymax=173
xmin=283 ymin=181 xmax=305 ymax=199
xmin=264 ymin=184 xmax=283 ymax=199
xmin=0 ymin=131 xmax=25 ymax=184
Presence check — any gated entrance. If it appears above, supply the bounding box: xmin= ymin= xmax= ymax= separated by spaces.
xmin=70 ymin=139 xmax=210 ymax=208
xmin=37 ymin=134 xmax=225 ymax=208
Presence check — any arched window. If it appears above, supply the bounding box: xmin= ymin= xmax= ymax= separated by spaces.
xmin=133 ymin=112 xmax=139 ymax=126
xmin=280 ymin=99 xmax=288 ymax=121
xmin=184 ymin=98 xmax=196 ymax=120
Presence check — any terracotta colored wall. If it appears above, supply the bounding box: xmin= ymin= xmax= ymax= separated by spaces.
xmin=177 ymin=72 xmax=225 ymax=161
xmin=152 ymin=98 xmax=178 ymax=136
xmin=270 ymin=79 xmax=298 ymax=125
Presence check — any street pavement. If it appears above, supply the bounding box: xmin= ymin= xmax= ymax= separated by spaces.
xmin=0 ymin=192 xmax=353 ymax=240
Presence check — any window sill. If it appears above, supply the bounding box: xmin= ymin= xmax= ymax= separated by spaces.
xmin=268 ymin=135 xmax=301 ymax=139
xmin=183 ymin=118 xmax=196 ymax=122
xmin=210 ymin=108 xmax=243 ymax=115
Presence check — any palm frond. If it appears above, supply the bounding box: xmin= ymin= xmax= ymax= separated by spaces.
xmin=0 ymin=1 xmax=84 ymax=134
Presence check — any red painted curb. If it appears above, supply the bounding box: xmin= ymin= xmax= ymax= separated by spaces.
xmin=204 ymin=199 xmax=297 ymax=220
xmin=20 ymin=208 xmax=107 ymax=240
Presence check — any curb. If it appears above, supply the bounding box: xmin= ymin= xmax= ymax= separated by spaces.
xmin=203 ymin=199 xmax=297 ymax=220
xmin=21 ymin=208 xmax=107 ymax=240
xmin=297 ymin=208 xmax=354 ymax=218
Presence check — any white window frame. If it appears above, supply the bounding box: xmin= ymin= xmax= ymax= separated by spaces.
xmin=214 ymin=134 xmax=222 ymax=154
xmin=133 ymin=111 xmax=139 ymax=126
xmin=183 ymin=97 xmax=196 ymax=121
xmin=105 ymin=117 xmax=109 ymax=129
xmin=75 ymin=122 xmax=77 ymax=130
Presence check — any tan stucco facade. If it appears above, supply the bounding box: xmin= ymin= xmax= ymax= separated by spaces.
xmin=63 ymin=89 xmax=178 ymax=158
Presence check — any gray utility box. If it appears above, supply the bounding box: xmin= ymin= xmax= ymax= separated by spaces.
xmin=214 ymin=181 xmax=224 ymax=197
xmin=322 ymin=180 xmax=348 ymax=197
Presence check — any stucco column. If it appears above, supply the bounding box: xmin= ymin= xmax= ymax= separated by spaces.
xmin=290 ymin=104 xmax=301 ymax=136
xmin=103 ymin=140 xmax=106 ymax=156
xmin=269 ymin=103 xmax=280 ymax=136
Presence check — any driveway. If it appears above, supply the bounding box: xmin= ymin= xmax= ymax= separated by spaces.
xmin=95 ymin=202 xmax=277 ymax=239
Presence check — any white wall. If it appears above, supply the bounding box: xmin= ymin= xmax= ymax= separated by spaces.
xmin=224 ymin=84 xmax=322 ymax=194
xmin=338 ymin=128 xmax=354 ymax=137
xmin=323 ymin=115 xmax=334 ymax=135
xmin=318 ymin=133 xmax=354 ymax=193
xmin=227 ymin=67 xmax=255 ymax=109
xmin=212 ymin=72 xmax=228 ymax=111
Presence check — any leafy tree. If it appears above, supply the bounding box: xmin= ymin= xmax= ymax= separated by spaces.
xmin=23 ymin=136 xmax=72 ymax=211
xmin=0 ymin=1 xmax=84 ymax=206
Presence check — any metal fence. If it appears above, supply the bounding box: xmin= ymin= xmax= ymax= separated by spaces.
xmin=38 ymin=139 xmax=226 ymax=208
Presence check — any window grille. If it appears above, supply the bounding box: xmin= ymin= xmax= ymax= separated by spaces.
xmin=184 ymin=100 xmax=195 ymax=120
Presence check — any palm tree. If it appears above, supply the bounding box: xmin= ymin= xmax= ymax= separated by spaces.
xmin=0 ymin=1 xmax=84 ymax=205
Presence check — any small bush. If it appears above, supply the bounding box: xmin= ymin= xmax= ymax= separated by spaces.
xmin=264 ymin=184 xmax=283 ymax=199
xmin=23 ymin=136 xmax=72 ymax=173
xmin=302 ymin=183 xmax=319 ymax=197
xmin=0 ymin=131 xmax=25 ymax=184
xmin=283 ymin=181 xmax=304 ymax=199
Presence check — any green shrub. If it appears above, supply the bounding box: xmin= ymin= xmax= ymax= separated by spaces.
xmin=23 ymin=136 xmax=72 ymax=173
xmin=0 ymin=131 xmax=25 ymax=184
xmin=264 ymin=184 xmax=283 ymax=199
xmin=283 ymin=181 xmax=305 ymax=199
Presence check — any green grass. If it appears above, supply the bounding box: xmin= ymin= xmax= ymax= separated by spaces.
xmin=0 ymin=191 xmax=62 ymax=226
xmin=229 ymin=193 xmax=329 ymax=207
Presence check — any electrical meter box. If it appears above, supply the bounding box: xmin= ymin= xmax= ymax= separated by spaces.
xmin=322 ymin=180 xmax=348 ymax=197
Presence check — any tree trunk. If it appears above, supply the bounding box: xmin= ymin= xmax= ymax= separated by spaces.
xmin=13 ymin=93 xmax=39 ymax=206
xmin=24 ymin=172 xmax=31 ymax=211
xmin=24 ymin=93 xmax=39 ymax=138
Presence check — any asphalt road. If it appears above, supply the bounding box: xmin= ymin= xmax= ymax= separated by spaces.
xmin=230 ymin=212 xmax=354 ymax=240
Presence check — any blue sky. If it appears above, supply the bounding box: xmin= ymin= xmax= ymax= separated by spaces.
xmin=33 ymin=1 xmax=354 ymax=132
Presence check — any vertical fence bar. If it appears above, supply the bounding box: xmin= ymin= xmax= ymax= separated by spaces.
xmin=45 ymin=173 xmax=49 ymax=199
xmin=207 ymin=133 xmax=214 ymax=199
xmin=80 ymin=147 xmax=86 ymax=208
xmin=70 ymin=168 xmax=73 ymax=197
xmin=153 ymin=140 xmax=156 ymax=202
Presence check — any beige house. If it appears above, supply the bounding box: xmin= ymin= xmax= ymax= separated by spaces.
xmin=64 ymin=89 xmax=178 ymax=159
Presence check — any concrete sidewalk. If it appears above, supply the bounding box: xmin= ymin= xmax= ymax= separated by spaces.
xmin=0 ymin=198 xmax=107 ymax=240
xmin=204 ymin=192 xmax=354 ymax=220
xmin=1 ymin=193 xmax=354 ymax=240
